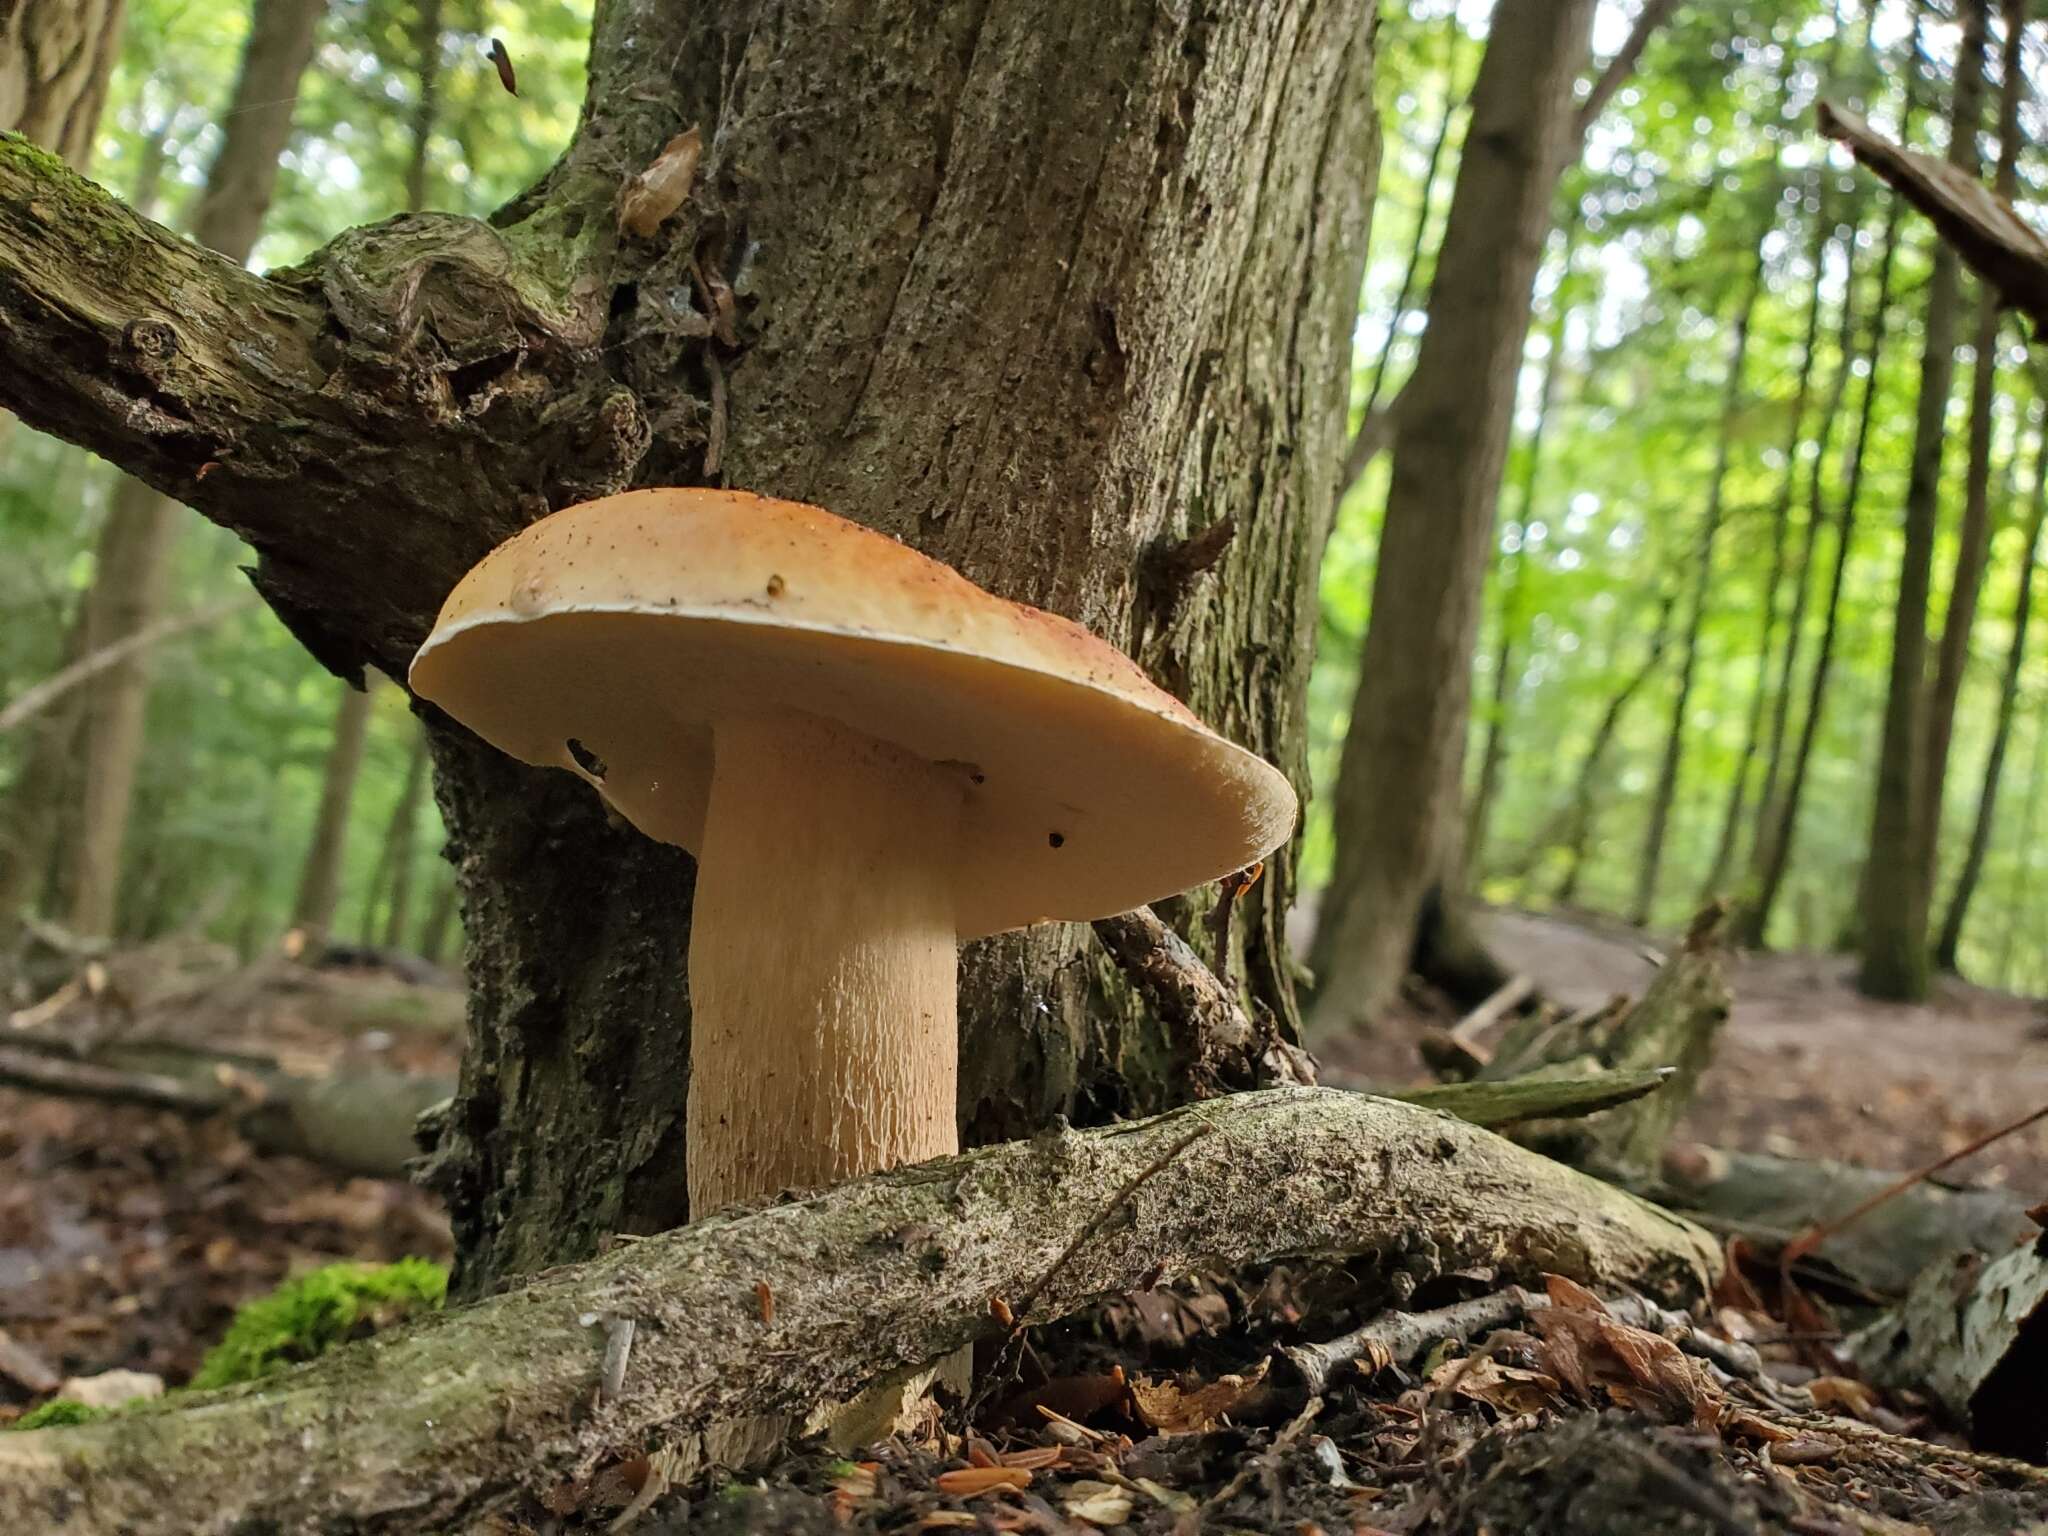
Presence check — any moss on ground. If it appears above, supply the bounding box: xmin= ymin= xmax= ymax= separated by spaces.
xmin=189 ymin=1257 xmax=448 ymax=1390
xmin=13 ymin=1398 xmax=112 ymax=1430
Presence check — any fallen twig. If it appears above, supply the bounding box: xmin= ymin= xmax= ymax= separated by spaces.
xmin=1781 ymin=1101 xmax=2048 ymax=1270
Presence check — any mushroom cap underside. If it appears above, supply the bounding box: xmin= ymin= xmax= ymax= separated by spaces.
xmin=409 ymin=488 xmax=1297 ymax=939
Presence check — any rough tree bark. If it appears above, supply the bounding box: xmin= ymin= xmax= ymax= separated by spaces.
xmin=1937 ymin=415 xmax=2048 ymax=971
xmin=1918 ymin=0 xmax=2025 ymax=936
xmin=0 ymin=0 xmax=1379 ymax=1293
xmin=0 ymin=0 xmax=123 ymax=169
xmin=1858 ymin=0 xmax=1986 ymax=1002
xmin=1631 ymin=231 xmax=1763 ymax=930
xmin=1310 ymin=0 xmax=1593 ymax=1033
xmin=63 ymin=0 xmax=329 ymax=939
xmin=0 ymin=1089 xmax=1719 ymax=1535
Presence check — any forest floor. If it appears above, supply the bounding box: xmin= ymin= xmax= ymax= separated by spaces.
xmin=1316 ymin=904 xmax=2048 ymax=1196
xmin=5 ymin=911 xmax=2048 ymax=1533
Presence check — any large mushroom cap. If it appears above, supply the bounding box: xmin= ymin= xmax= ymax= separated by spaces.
xmin=409 ymin=488 xmax=1297 ymax=940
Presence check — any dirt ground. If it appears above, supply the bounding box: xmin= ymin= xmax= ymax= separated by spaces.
xmin=1314 ymin=905 xmax=2048 ymax=1198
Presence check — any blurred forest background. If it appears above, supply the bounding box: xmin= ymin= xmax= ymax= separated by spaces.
xmin=5 ymin=0 xmax=2048 ymax=1009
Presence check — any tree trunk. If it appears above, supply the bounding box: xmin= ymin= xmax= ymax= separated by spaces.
xmin=1858 ymin=0 xmax=1987 ymax=1002
xmin=1740 ymin=189 xmax=1868 ymax=935
xmin=1704 ymin=164 xmax=1833 ymax=904
xmin=377 ymin=730 xmax=431 ymax=949
xmin=1918 ymin=0 xmax=2025 ymax=933
xmin=1309 ymin=0 xmax=1593 ymax=1033
xmin=1744 ymin=195 xmax=1900 ymax=950
xmin=0 ymin=0 xmax=123 ymax=169
xmin=0 ymin=0 xmax=1376 ymax=1297
xmin=63 ymin=0 xmax=328 ymax=938
xmin=1629 ymin=234 xmax=1764 ymax=930
xmin=1552 ymin=590 xmax=1678 ymax=907
xmin=0 ymin=0 xmax=125 ymax=950
xmin=1466 ymin=221 xmax=1574 ymax=887
xmin=1739 ymin=30 xmax=1916 ymax=950
xmin=291 ymin=685 xmax=374 ymax=944
xmin=1935 ymin=413 xmax=2047 ymax=972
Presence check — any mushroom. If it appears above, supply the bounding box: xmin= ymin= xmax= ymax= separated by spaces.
xmin=410 ymin=488 xmax=1296 ymax=1215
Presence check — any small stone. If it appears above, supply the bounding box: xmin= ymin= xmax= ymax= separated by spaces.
xmin=57 ymin=1368 xmax=164 ymax=1408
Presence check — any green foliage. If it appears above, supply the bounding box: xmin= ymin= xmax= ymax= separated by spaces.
xmin=10 ymin=1398 xmax=112 ymax=1430
xmin=187 ymin=1258 xmax=448 ymax=1390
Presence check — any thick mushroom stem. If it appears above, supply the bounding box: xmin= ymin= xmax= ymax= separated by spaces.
xmin=686 ymin=709 xmax=967 ymax=1215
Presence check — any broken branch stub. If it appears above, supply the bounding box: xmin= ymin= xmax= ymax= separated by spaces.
xmin=0 ymin=1088 xmax=1718 ymax=1534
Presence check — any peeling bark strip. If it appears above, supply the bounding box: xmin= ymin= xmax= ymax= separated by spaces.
xmin=0 ymin=1089 xmax=1717 ymax=1535
xmin=0 ymin=0 xmax=1378 ymax=1295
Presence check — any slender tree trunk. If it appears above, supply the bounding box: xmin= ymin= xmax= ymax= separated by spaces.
xmin=64 ymin=0 xmax=328 ymax=938
xmin=1744 ymin=188 xmax=1867 ymax=918
xmin=1745 ymin=169 xmax=1909 ymax=949
xmin=403 ymin=0 xmax=443 ymax=215
xmin=1859 ymin=0 xmax=1988 ymax=1001
xmin=379 ymin=732 xmax=431 ymax=949
xmin=0 ymin=0 xmax=125 ymax=948
xmin=0 ymin=0 xmax=124 ymax=169
xmin=1996 ymin=709 xmax=2048 ymax=987
xmin=1309 ymin=0 xmax=1593 ymax=1033
xmin=417 ymin=871 xmax=458 ymax=967
xmin=1337 ymin=12 xmax=1461 ymax=510
xmin=1936 ymin=413 xmax=2048 ymax=972
xmin=1918 ymin=0 xmax=2025 ymax=932
xmin=290 ymin=685 xmax=374 ymax=943
xmin=1705 ymin=166 xmax=1833 ymax=903
xmin=1467 ymin=222 xmax=1574 ymax=886
xmin=1630 ymin=233 xmax=1764 ymax=929
xmin=1553 ymin=589 xmax=1679 ymax=907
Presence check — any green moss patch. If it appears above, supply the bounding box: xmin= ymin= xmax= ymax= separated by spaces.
xmin=188 ymin=1258 xmax=448 ymax=1390
xmin=12 ymin=1398 xmax=111 ymax=1430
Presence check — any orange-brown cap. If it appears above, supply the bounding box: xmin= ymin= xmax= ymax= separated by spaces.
xmin=409 ymin=488 xmax=1296 ymax=939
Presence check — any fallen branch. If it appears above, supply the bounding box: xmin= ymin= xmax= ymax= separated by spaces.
xmin=0 ymin=1035 xmax=450 ymax=1178
xmin=1659 ymin=1144 xmax=2041 ymax=1298
xmin=1390 ymin=1067 xmax=1672 ymax=1129
xmin=0 ymin=1087 xmax=1718 ymax=1534
xmin=1819 ymin=99 xmax=2048 ymax=333
xmin=1781 ymin=1100 xmax=2048 ymax=1270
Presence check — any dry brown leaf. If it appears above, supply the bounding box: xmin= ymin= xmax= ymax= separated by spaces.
xmin=1436 ymin=1354 xmax=1563 ymax=1417
xmin=1724 ymin=1409 xmax=1799 ymax=1444
xmin=997 ymin=1446 xmax=1061 ymax=1470
xmin=619 ymin=127 xmax=703 ymax=239
xmin=1544 ymin=1273 xmax=1609 ymax=1314
xmin=1807 ymin=1375 xmax=1881 ymax=1420
xmin=1129 ymin=1356 xmax=1270 ymax=1433
xmin=934 ymin=1466 xmax=1032 ymax=1496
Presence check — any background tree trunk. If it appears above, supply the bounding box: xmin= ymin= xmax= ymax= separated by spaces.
xmin=1917 ymin=0 xmax=2024 ymax=933
xmin=1631 ymin=235 xmax=1763 ymax=929
xmin=64 ymin=0 xmax=328 ymax=937
xmin=1937 ymin=411 xmax=2048 ymax=971
xmin=375 ymin=732 xmax=431 ymax=949
xmin=291 ymin=685 xmax=374 ymax=944
xmin=1466 ymin=221 xmax=1573 ymax=887
xmin=1308 ymin=0 xmax=1593 ymax=1034
xmin=0 ymin=0 xmax=123 ymax=169
xmin=1858 ymin=0 xmax=1986 ymax=1001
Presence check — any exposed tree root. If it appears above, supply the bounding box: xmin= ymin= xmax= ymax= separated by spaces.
xmin=0 ymin=1087 xmax=1718 ymax=1535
